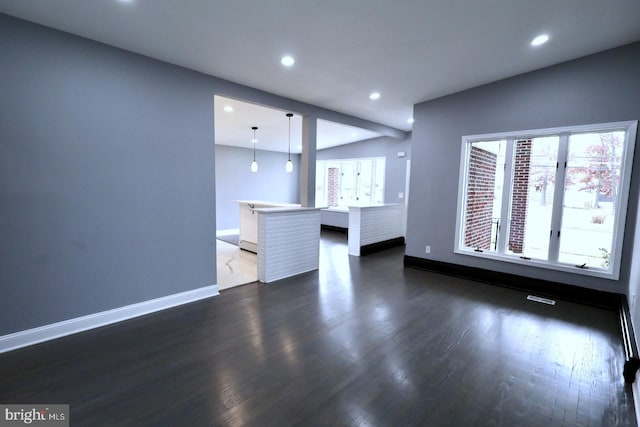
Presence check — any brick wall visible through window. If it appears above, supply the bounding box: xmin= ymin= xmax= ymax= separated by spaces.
xmin=327 ymin=167 xmax=339 ymax=207
xmin=508 ymin=139 xmax=532 ymax=254
xmin=464 ymin=146 xmax=497 ymax=250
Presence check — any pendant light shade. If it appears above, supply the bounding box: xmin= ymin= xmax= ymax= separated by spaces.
xmin=250 ymin=126 xmax=258 ymax=173
xmin=285 ymin=113 xmax=293 ymax=173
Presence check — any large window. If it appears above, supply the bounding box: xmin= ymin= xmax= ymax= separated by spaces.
xmin=316 ymin=157 xmax=385 ymax=208
xmin=455 ymin=121 xmax=637 ymax=279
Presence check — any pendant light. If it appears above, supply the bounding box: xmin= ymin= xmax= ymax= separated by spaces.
xmin=285 ymin=113 xmax=293 ymax=173
xmin=250 ymin=126 xmax=258 ymax=173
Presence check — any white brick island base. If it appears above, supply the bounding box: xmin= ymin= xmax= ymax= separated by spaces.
xmin=348 ymin=204 xmax=405 ymax=256
xmin=256 ymin=207 xmax=322 ymax=283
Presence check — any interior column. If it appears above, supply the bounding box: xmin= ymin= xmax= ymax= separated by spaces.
xmin=300 ymin=115 xmax=317 ymax=207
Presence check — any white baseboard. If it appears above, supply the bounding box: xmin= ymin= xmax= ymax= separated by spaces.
xmin=216 ymin=228 xmax=239 ymax=237
xmin=0 ymin=284 xmax=219 ymax=354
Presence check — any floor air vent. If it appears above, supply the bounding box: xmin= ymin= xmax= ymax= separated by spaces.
xmin=527 ymin=295 xmax=556 ymax=306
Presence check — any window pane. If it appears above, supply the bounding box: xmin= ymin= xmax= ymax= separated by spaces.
xmin=558 ymin=131 xmax=625 ymax=268
xmin=338 ymin=162 xmax=357 ymax=207
xmin=507 ymin=136 xmax=558 ymax=260
xmin=319 ymin=158 xmax=386 ymax=208
xmin=374 ymin=159 xmax=385 ymax=204
xmin=463 ymin=140 xmax=506 ymax=252
xmin=315 ymin=163 xmax=326 ymax=207
xmin=326 ymin=166 xmax=340 ymax=207
xmin=358 ymin=161 xmax=373 ymax=205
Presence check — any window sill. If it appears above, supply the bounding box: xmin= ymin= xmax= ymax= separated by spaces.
xmin=454 ymin=248 xmax=618 ymax=280
xmin=322 ymin=207 xmax=349 ymax=212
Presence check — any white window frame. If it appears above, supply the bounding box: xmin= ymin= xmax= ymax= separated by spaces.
xmin=316 ymin=157 xmax=386 ymax=208
xmin=454 ymin=120 xmax=637 ymax=280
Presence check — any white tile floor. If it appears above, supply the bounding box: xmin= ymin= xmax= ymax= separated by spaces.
xmin=216 ymin=239 xmax=258 ymax=290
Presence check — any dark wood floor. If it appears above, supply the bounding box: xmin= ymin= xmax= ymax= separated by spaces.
xmin=0 ymin=231 xmax=636 ymax=426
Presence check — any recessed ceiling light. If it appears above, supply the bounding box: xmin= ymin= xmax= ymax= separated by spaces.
xmin=281 ymin=56 xmax=295 ymax=67
xmin=223 ymin=105 xmax=233 ymax=113
xmin=408 ymin=118 xmax=415 ymax=124
xmin=531 ymin=34 xmax=549 ymax=47
xmin=369 ymin=92 xmax=381 ymax=100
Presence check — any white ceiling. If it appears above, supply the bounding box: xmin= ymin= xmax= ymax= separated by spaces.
xmin=1 ymin=0 xmax=639 ymax=136
xmin=214 ymin=96 xmax=382 ymax=153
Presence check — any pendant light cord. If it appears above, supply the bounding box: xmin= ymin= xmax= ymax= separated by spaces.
xmin=252 ymin=126 xmax=257 ymax=161
xmin=286 ymin=113 xmax=293 ymax=161
xmin=250 ymin=126 xmax=258 ymax=172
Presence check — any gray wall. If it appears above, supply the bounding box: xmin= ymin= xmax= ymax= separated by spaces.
xmin=317 ymin=135 xmax=412 ymax=204
xmin=0 ymin=14 xmax=218 ymax=335
xmin=215 ymin=145 xmax=300 ymax=230
xmin=0 ymin=13 xmax=404 ymax=337
xmin=407 ymin=42 xmax=640 ymax=294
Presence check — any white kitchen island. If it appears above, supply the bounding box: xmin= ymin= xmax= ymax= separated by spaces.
xmin=255 ymin=206 xmax=321 ymax=283
xmin=235 ymin=201 xmax=320 ymax=283
xmin=348 ymin=204 xmax=406 ymax=256
xmin=235 ymin=200 xmax=300 ymax=253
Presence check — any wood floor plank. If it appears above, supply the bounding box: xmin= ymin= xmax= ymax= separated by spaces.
xmin=0 ymin=231 xmax=635 ymax=426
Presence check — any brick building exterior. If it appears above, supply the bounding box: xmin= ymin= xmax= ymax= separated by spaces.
xmin=464 ymin=146 xmax=497 ymax=250
xmin=508 ymin=139 xmax=532 ymax=254
xmin=327 ymin=167 xmax=340 ymax=207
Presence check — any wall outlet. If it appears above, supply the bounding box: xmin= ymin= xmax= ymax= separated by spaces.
xmin=398 ymin=192 xmax=404 ymax=199
xmin=425 ymin=245 xmax=431 ymax=254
